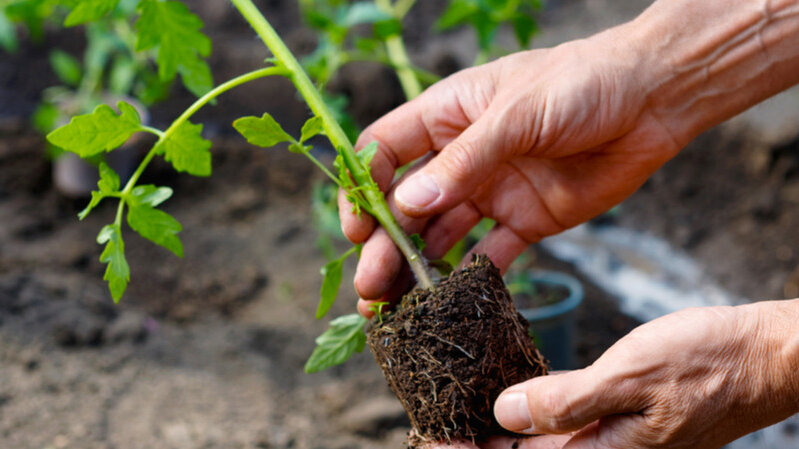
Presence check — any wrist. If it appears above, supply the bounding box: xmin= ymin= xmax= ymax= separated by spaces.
xmin=623 ymin=0 xmax=799 ymax=145
xmin=747 ymin=299 xmax=799 ymax=416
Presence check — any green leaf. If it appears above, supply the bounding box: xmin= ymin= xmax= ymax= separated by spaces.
xmin=50 ymin=49 xmax=84 ymax=86
xmin=305 ymin=314 xmax=368 ymax=373
xmin=64 ymin=0 xmax=119 ymax=27
xmin=373 ymin=18 xmax=401 ymax=40
xmin=79 ymin=162 xmax=121 ymax=220
xmin=356 ymin=141 xmax=378 ymax=169
xmin=341 ymin=2 xmax=391 ymax=27
xmin=97 ymin=162 xmax=120 ymax=193
xmin=316 ymin=248 xmax=355 ymax=320
xmin=156 ymin=121 xmax=212 ymax=176
xmin=78 ymin=191 xmax=104 ymax=220
xmin=300 ymin=116 xmax=324 ymax=143
xmin=511 ymin=13 xmax=537 ymax=47
xmin=109 ymin=54 xmax=136 ymax=94
xmin=135 ymin=0 xmax=213 ymax=96
xmin=97 ymin=224 xmax=130 ymax=303
xmin=233 ymin=113 xmax=293 ymax=148
xmin=47 ymin=101 xmax=142 ymax=157
xmin=472 ymin=14 xmax=499 ymax=51
xmin=410 ymin=233 xmax=426 ymax=251
xmin=130 ymin=184 xmax=173 ymax=207
xmin=127 ymin=201 xmax=183 ymax=257
xmin=436 ymin=0 xmax=478 ymax=30
xmin=0 ymin=8 xmax=19 ymax=53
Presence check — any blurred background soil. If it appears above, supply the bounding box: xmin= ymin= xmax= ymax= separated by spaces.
xmin=1 ymin=0 xmax=798 ymax=448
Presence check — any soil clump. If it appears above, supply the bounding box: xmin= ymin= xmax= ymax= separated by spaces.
xmin=367 ymin=255 xmax=548 ymax=446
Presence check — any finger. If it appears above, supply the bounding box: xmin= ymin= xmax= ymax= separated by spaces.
xmin=483 ymin=435 xmax=573 ymax=449
xmin=354 ymin=228 xmax=404 ymax=300
xmin=357 ymin=264 xmax=416 ymax=317
xmin=465 ymin=224 xmax=531 ymax=273
xmin=356 ymin=75 xmax=480 ymax=191
xmin=338 ymin=188 xmax=377 ymax=244
xmin=494 ymin=367 xmax=648 ymax=435
xmin=421 ymin=202 xmax=482 ymax=259
xmin=394 ymin=112 xmax=513 ymax=218
xmin=563 ymin=415 xmax=646 ymax=449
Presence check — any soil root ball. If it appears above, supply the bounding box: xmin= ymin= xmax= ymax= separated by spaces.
xmin=367 ymin=254 xmax=548 ymax=446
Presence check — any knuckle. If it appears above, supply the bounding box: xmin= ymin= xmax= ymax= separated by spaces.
xmin=537 ymin=387 xmax=576 ymax=431
xmin=438 ymin=140 xmax=479 ymax=186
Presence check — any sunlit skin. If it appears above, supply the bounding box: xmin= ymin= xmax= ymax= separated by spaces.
xmin=340 ymin=0 xmax=799 ymax=447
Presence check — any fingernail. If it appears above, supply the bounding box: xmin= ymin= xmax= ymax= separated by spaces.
xmin=396 ymin=173 xmax=440 ymax=210
xmin=494 ymin=391 xmax=535 ymax=434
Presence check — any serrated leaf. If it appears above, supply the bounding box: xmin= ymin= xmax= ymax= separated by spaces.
xmin=316 ymin=256 xmax=345 ymax=319
xmin=64 ymin=0 xmax=119 ymax=27
xmin=156 ymin=121 xmax=212 ymax=176
xmin=233 ymin=113 xmax=293 ymax=148
xmin=97 ymin=162 xmax=120 ymax=193
xmin=410 ymin=233 xmax=426 ymax=251
xmin=305 ymin=314 xmax=367 ymax=373
xmin=135 ymin=0 xmax=212 ymax=96
xmin=436 ymin=0 xmax=478 ymax=30
xmin=130 ymin=185 xmax=173 ymax=207
xmin=97 ymin=224 xmax=130 ymax=303
xmin=300 ymin=116 xmax=324 ymax=143
xmin=79 ymin=191 xmax=104 ymax=220
xmin=341 ymin=2 xmax=391 ymax=27
xmin=47 ymin=101 xmax=142 ymax=157
xmin=127 ymin=201 xmax=183 ymax=257
xmin=356 ymin=141 xmax=378 ymax=169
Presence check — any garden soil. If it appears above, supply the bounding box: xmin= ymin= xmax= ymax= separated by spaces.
xmin=2 ymin=0 xmax=798 ymax=447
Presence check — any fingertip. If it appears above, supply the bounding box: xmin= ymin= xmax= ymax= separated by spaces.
xmin=357 ymin=298 xmax=377 ymax=318
xmin=354 ymin=230 xmax=403 ymax=300
xmin=338 ymin=189 xmax=376 ymax=243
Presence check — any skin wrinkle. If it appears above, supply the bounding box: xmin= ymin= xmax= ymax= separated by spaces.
xmin=505 ymin=160 xmax=567 ymax=239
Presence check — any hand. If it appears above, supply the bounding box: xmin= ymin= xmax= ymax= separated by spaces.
xmin=430 ymin=301 xmax=799 ymax=449
xmin=340 ymin=28 xmax=681 ymax=313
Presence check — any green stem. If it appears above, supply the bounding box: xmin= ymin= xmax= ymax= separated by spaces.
xmin=231 ymin=0 xmax=435 ymax=290
xmin=375 ymin=0 xmax=422 ymax=100
xmin=113 ymin=66 xmax=288 ymax=225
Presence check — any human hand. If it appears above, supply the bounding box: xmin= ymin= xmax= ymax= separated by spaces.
xmin=429 ymin=301 xmax=799 ymax=449
xmin=341 ymin=27 xmax=682 ymax=313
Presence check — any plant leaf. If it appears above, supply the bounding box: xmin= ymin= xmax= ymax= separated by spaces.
xmin=97 ymin=224 xmax=130 ymax=303
xmin=316 ymin=254 xmax=348 ymax=319
xmin=410 ymin=233 xmax=426 ymax=251
xmin=300 ymin=116 xmax=324 ymax=143
xmin=127 ymin=201 xmax=183 ymax=257
xmin=341 ymin=2 xmax=391 ymax=27
xmin=156 ymin=121 xmax=212 ymax=176
xmin=356 ymin=141 xmax=378 ymax=169
xmin=233 ymin=113 xmax=293 ymax=148
xmin=64 ymin=0 xmax=119 ymax=27
xmin=373 ymin=18 xmax=401 ymax=39
xmin=49 ymin=49 xmax=82 ymax=86
xmin=511 ymin=13 xmax=537 ymax=47
xmin=97 ymin=162 xmax=120 ymax=193
xmin=305 ymin=314 xmax=367 ymax=373
xmin=130 ymin=185 xmax=173 ymax=207
xmin=0 ymin=7 xmax=18 ymax=53
xmin=47 ymin=101 xmax=142 ymax=157
xmin=78 ymin=191 xmax=104 ymax=220
xmin=436 ymin=0 xmax=478 ymax=30
xmin=135 ymin=0 xmax=213 ymax=96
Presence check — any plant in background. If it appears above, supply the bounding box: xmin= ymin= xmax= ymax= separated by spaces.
xmin=25 ymin=0 xmax=541 ymax=373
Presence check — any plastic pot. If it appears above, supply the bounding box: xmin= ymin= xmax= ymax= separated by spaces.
xmin=514 ymin=270 xmax=584 ymax=370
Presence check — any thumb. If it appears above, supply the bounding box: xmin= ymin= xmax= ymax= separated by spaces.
xmin=393 ymin=116 xmax=508 ymax=217
xmin=493 ymin=368 xmax=647 ymax=435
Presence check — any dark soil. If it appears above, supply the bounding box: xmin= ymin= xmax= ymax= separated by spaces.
xmin=367 ymin=255 xmax=547 ymax=446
